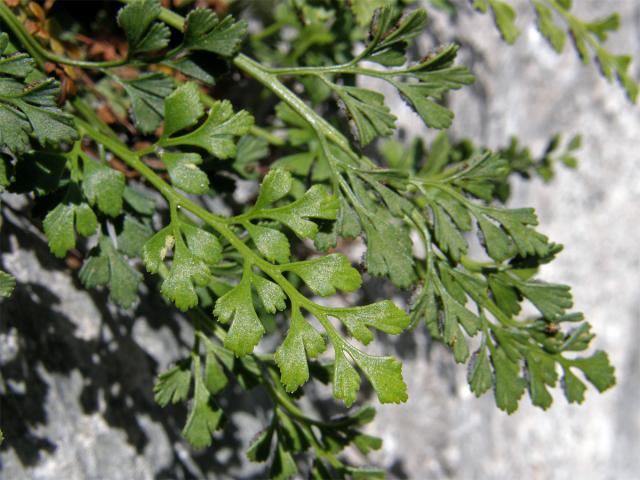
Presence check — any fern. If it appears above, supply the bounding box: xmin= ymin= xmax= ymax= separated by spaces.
xmin=0 ymin=0 xmax=627 ymax=477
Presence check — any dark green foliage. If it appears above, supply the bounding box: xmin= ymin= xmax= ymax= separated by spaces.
xmin=0 ymin=33 xmax=77 ymax=153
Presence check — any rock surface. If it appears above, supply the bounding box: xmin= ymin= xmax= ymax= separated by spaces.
xmin=1 ymin=1 xmax=638 ymax=479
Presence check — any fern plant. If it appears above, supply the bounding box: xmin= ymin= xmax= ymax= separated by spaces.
xmin=0 ymin=0 xmax=630 ymax=476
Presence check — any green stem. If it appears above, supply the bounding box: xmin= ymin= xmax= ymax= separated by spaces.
xmin=135 ymin=145 xmax=157 ymax=157
xmin=248 ymin=125 xmax=285 ymax=146
xmin=250 ymin=18 xmax=286 ymax=42
xmin=233 ymin=54 xmax=356 ymax=160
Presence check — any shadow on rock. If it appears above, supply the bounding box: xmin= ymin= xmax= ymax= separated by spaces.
xmin=0 ymin=207 xmax=271 ymax=478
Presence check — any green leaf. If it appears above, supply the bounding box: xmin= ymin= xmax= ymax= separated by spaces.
xmin=233 ymin=135 xmax=269 ymax=179
xmin=492 ymin=347 xmax=527 ymax=414
xmin=0 ymin=103 xmax=30 ymax=154
xmin=182 ymin=358 xmax=224 ymax=449
xmin=0 ymin=75 xmax=77 ymax=153
xmin=142 ymin=226 xmax=174 ymax=273
xmin=561 ymin=366 xmax=587 ymax=404
xmin=160 ymin=99 xmax=253 ymax=158
xmin=516 ymin=281 xmax=572 ymax=319
xmin=381 ymin=137 xmax=423 ymax=172
xmin=160 ymin=152 xmax=209 ymax=195
xmin=335 ymin=86 xmax=396 ymax=146
xmin=411 ymin=281 xmax=439 ymax=337
xmin=252 ymin=274 xmax=287 ymax=314
xmin=79 ymin=237 xmax=143 ymax=308
xmin=570 ymin=351 xmax=616 ymax=392
xmin=529 ymin=0 xmax=637 ymax=101
xmin=429 ymin=0 xmax=456 ymax=13
xmin=365 ymin=6 xmax=428 ymax=63
xmin=275 ymin=308 xmax=326 ymax=392
xmin=74 ymin=203 xmax=98 ymax=236
xmin=213 ymin=274 xmax=265 ymax=355
xmin=408 ymin=54 xmax=475 ymax=94
xmin=327 ymin=300 xmax=410 ymax=345
xmin=526 ymin=351 xmax=558 ymax=409
xmin=82 ymin=159 xmax=125 ymax=217
xmin=369 ymin=180 xmax=415 ymax=217
xmin=120 ymin=73 xmax=175 ymax=134
xmin=0 ymin=33 xmax=34 ymax=77
xmin=270 ymin=443 xmax=298 ymax=480
xmin=254 ymin=169 xmax=293 ymax=210
xmin=154 ymin=359 xmax=192 ymax=407
xmin=247 ymin=176 xmax=339 ymax=239
xmin=350 ymin=348 xmax=408 ymax=404
xmin=117 ymin=215 xmax=153 ymax=258
xmin=204 ymin=344 xmax=228 ymax=394
xmin=396 ymin=82 xmax=454 ymax=129
xmin=0 ymin=270 xmax=16 ymax=298
xmin=372 ymin=44 xmax=473 ymax=131
xmin=313 ymin=199 xmax=358 ymax=252
xmin=349 ymin=0 xmax=386 ymax=26
xmin=484 ymin=207 xmax=551 ymax=257
xmin=420 ymin=132 xmax=451 ymax=176
xmin=161 ymin=241 xmax=210 ymax=310
xmin=247 ymin=427 xmax=274 ymax=463
xmin=452 ymin=329 xmax=470 ymax=363
xmin=254 ymin=185 xmax=339 ymax=240
xmin=180 ymin=223 xmax=222 ymax=265
xmin=311 ymin=459 xmax=333 ymax=480
xmin=161 ymin=56 xmax=216 ymax=86
xmin=123 ymin=186 xmax=156 ymax=215
xmin=484 ymin=0 xmax=520 ymax=43
xmin=77 ymin=254 xmax=110 ymax=289
xmin=183 ymin=8 xmax=248 ymax=57
xmin=117 ymin=0 xmax=170 ymax=55
xmin=440 ymin=285 xmax=480 ymax=339
xmin=477 ymin=216 xmax=514 ymax=261
xmin=103 ymin=248 xmax=142 ymax=308
xmin=246 ymin=223 xmax=290 ymax=264
xmin=453 ymin=152 xmax=509 ymax=200
xmin=163 ymin=82 xmax=204 ymax=137
xmin=361 ymin=215 xmax=416 ymax=288
xmin=488 ymin=274 xmax=521 ymax=317
xmin=533 ymin=0 xmax=566 ymax=52
xmin=285 ymin=253 xmax=361 ymax=297
xmin=43 ymin=200 xmax=97 ymax=258
xmin=333 ymin=348 xmax=361 ymax=407
xmin=468 ymin=345 xmax=493 ymax=397
xmin=560 ymin=322 xmax=595 ymax=352
xmin=432 ymin=204 xmax=467 ymax=261
xmin=586 ymin=14 xmax=619 ymax=42
xmin=276 ymin=410 xmax=307 ymax=452
xmin=353 ymin=433 xmax=383 ymax=455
